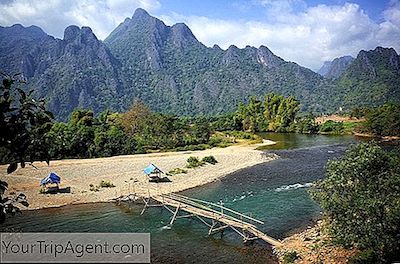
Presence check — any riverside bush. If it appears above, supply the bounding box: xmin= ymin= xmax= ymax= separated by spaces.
xmin=186 ymin=156 xmax=205 ymax=168
xmin=202 ymin=156 xmax=218 ymax=165
xmin=168 ymin=168 xmax=188 ymax=175
xmin=282 ymin=251 xmax=299 ymax=263
xmin=99 ymin=180 xmax=115 ymax=188
xmin=310 ymin=142 xmax=400 ymax=262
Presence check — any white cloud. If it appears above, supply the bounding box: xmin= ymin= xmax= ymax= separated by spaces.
xmin=161 ymin=2 xmax=400 ymax=71
xmin=0 ymin=0 xmax=161 ymax=39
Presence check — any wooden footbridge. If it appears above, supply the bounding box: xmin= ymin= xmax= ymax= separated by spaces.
xmin=131 ymin=193 xmax=282 ymax=246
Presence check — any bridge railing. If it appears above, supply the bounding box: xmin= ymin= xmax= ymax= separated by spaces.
xmin=160 ymin=193 xmax=264 ymax=225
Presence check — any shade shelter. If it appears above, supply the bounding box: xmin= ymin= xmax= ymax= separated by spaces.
xmin=143 ymin=163 xmax=164 ymax=182
xmin=40 ymin=172 xmax=61 ymax=187
xmin=144 ymin=163 xmax=173 ymax=183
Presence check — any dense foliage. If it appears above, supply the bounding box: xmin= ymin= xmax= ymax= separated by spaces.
xmin=5 ymin=87 xmax=395 ymax=164
xmin=0 ymin=74 xmax=53 ymax=169
xmin=310 ymin=142 xmax=400 ymax=262
xmin=2 ymin=92 xmax=286 ymax=163
xmin=211 ymin=93 xmax=359 ymax=135
xmin=45 ymin=109 xmax=134 ymax=159
xmin=291 ymin=113 xmax=319 ymax=134
xmin=361 ymin=103 xmax=400 ymax=136
xmin=0 ymin=74 xmax=53 ymax=222
xmin=43 ymin=103 xmax=214 ymax=159
xmin=319 ymin=120 xmax=344 ymax=134
xmin=230 ymin=93 xmax=300 ymax=133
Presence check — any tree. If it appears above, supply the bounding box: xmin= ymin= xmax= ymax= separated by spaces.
xmin=362 ymin=103 xmax=400 ymax=136
xmin=310 ymin=142 xmax=400 ymax=261
xmin=264 ymin=93 xmax=299 ymax=132
xmin=210 ymin=112 xmax=242 ymax=131
xmin=0 ymin=73 xmax=53 ymax=223
xmin=350 ymin=107 xmax=370 ymax=119
xmin=294 ymin=113 xmax=319 ymax=134
xmin=190 ymin=117 xmax=211 ymax=144
xmin=245 ymin=96 xmax=265 ymax=133
xmin=70 ymin=109 xmax=94 ymax=126
xmin=121 ymin=100 xmax=152 ymax=135
xmin=46 ymin=122 xmax=73 ymax=159
xmin=319 ymin=120 xmax=344 ymax=134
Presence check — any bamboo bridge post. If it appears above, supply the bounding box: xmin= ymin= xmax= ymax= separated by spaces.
xmin=140 ymin=197 xmax=148 ymax=215
xmin=169 ymin=203 xmax=181 ymax=225
xmin=208 ymin=219 xmax=217 ymax=235
xmin=133 ymin=193 xmax=282 ymax=247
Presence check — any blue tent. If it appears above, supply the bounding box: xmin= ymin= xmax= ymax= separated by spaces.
xmin=143 ymin=164 xmax=163 ymax=176
xmin=40 ymin=172 xmax=61 ymax=186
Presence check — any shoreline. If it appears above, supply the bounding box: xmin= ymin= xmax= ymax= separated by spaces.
xmin=274 ymin=220 xmax=358 ymax=264
xmin=1 ymin=142 xmax=278 ymax=211
xmin=353 ymin=132 xmax=400 ymax=141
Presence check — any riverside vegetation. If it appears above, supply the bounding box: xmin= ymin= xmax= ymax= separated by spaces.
xmin=1 ymin=75 xmax=399 ymax=165
xmin=309 ymin=142 xmax=400 ymax=263
xmin=275 ymin=142 xmax=400 ymax=264
xmin=1 ymin=74 xmax=400 ymax=263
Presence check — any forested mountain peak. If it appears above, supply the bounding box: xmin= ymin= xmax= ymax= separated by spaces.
xmin=346 ymin=46 xmax=399 ymax=79
xmin=63 ymin=25 xmax=98 ymax=44
xmin=0 ymin=23 xmax=48 ymax=40
xmin=257 ymin=45 xmax=285 ymax=68
xmin=318 ymin=55 xmax=354 ymax=79
xmin=335 ymin=46 xmax=400 ymax=109
xmin=62 ymin=25 xmax=113 ymax=64
xmin=105 ymin=8 xmax=169 ymax=46
xmin=170 ymin=23 xmax=198 ymax=48
xmin=132 ymin=7 xmax=151 ymax=19
xmin=0 ymin=24 xmax=55 ymax=78
xmin=212 ymin=44 xmax=222 ymax=50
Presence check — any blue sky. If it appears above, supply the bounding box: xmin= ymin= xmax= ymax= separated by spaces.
xmin=0 ymin=0 xmax=399 ymax=70
xmin=155 ymin=0 xmax=387 ymax=22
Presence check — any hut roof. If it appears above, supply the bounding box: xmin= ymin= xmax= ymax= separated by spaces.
xmin=143 ymin=163 xmax=164 ymax=175
xmin=40 ymin=172 xmax=61 ymax=186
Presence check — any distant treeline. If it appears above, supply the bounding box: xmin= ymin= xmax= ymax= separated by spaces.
xmin=215 ymin=94 xmax=400 ymax=137
xmin=0 ymin=91 xmax=318 ymax=162
xmin=36 ymin=104 xmax=215 ymax=160
xmin=1 ymin=77 xmax=399 ymax=163
xmin=212 ymin=93 xmax=347 ymax=135
xmin=0 ymin=99 xmax=259 ymax=162
xmin=41 ymin=93 xmax=315 ymax=161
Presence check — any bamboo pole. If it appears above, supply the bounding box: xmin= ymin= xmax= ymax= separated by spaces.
xmin=163 ymin=194 xmax=261 ymax=226
xmin=195 ymin=215 xmax=212 ymax=228
xmin=209 ymin=224 xmax=229 ymax=234
xmin=148 ymin=194 xmax=282 ymax=246
xmin=169 ymin=203 xmax=181 ymax=225
xmin=168 ymin=193 xmax=264 ymax=225
xmin=162 ymin=195 xmax=247 ymax=225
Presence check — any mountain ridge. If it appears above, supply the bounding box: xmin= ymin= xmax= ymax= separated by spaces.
xmin=318 ymin=55 xmax=354 ymax=79
xmin=0 ymin=9 xmax=399 ymax=120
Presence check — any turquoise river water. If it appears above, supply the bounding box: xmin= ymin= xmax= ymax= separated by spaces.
xmin=0 ymin=133 xmax=362 ymax=263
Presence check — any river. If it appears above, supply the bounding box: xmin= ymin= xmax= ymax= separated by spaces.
xmin=0 ymin=133 xmax=360 ymax=263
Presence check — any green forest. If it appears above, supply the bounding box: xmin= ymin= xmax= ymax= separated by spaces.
xmin=1 ymin=75 xmax=400 ymax=165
